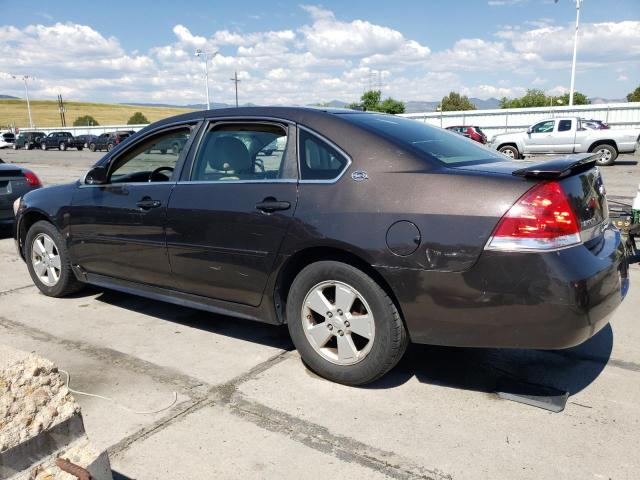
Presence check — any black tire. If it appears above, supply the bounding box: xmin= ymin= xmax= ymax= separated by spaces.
xmin=12 ymin=144 xmax=17 ymax=150
xmin=107 ymin=143 xmax=114 ymax=152
xmin=24 ymin=221 xmax=84 ymax=297
xmin=590 ymin=143 xmax=617 ymax=166
xmin=160 ymin=149 xmax=167 ymax=154
xmin=171 ymin=143 xmax=180 ymax=155
xmin=41 ymin=142 xmax=47 ymax=151
xmin=25 ymin=143 xmax=31 ymax=150
xmin=498 ymin=145 xmax=519 ymax=159
xmin=89 ymin=143 xmax=96 ymax=152
xmin=286 ymin=261 xmax=408 ymax=386
xmin=59 ymin=142 xmax=67 ymax=151
xmin=77 ymin=146 xmax=83 ymax=151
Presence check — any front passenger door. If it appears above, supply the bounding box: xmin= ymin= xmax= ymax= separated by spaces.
xmin=69 ymin=125 xmax=196 ymax=288
xmin=524 ymin=120 xmax=556 ymax=154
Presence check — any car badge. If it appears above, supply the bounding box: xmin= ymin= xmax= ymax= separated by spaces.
xmin=351 ymin=170 xmax=369 ymax=182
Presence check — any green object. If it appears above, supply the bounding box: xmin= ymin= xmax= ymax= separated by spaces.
xmin=633 ymin=209 xmax=640 ymax=224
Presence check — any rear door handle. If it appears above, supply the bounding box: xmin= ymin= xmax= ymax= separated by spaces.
xmin=256 ymin=198 xmax=291 ymax=213
xmin=136 ymin=198 xmax=162 ymax=210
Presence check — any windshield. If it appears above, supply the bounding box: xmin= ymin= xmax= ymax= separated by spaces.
xmin=346 ymin=114 xmax=503 ymax=166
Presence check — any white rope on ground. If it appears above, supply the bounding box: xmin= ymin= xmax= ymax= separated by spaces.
xmin=59 ymin=369 xmax=178 ymax=415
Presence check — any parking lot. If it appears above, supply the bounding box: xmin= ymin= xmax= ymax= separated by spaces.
xmin=1 ymin=148 xmax=639 ymax=479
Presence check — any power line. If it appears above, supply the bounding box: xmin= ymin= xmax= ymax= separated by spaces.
xmin=230 ymin=71 xmax=241 ymax=107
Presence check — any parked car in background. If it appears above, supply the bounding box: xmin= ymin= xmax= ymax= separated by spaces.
xmin=0 ymin=132 xmax=16 ymax=149
xmin=12 ymin=107 xmax=629 ymax=386
xmin=0 ymin=158 xmax=42 ymax=224
xmin=489 ymin=116 xmax=640 ymax=165
xmin=14 ymin=131 xmax=45 ymax=150
xmin=582 ymin=119 xmax=610 ymax=130
xmin=40 ymin=132 xmax=84 ymax=151
xmin=445 ymin=126 xmax=487 ymax=144
xmin=89 ymin=131 xmax=134 ymax=152
xmin=75 ymin=134 xmax=98 ymax=149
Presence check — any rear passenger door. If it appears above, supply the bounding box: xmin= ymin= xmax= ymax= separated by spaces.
xmin=166 ymin=120 xmax=298 ymax=306
xmin=548 ymin=119 xmax=576 ymax=153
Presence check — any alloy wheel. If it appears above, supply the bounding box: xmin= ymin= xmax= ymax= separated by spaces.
xmin=596 ymin=148 xmax=612 ymax=163
xmin=31 ymin=233 xmax=61 ymax=287
xmin=301 ymin=281 xmax=375 ymax=365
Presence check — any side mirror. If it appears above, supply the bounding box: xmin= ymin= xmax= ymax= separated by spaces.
xmin=85 ymin=166 xmax=107 ymax=185
xmin=526 ymin=128 xmax=532 ymax=134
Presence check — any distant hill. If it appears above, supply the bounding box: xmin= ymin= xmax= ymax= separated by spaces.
xmin=403 ymin=97 xmax=501 ymax=113
xmin=121 ymin=101 xmax=259 ymax=110
xmin=588 ymin=97 xmax=627 ymax=104
xmin=0 ymin=94 xmax=20 ymax=99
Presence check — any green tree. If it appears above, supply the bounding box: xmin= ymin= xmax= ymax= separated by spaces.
xmin=380 ymin=98 xmax=405 ymax=114
xmin=558 ymin=91 xmax=590 ymax=106
xmin=361 ymin=90 xmax=382 ymax=111
xmin=127 ymin=112 xmax=149 ymax=125
xmin=627 ymin=85 xmax=640 ymax=102
xmin=351 ymin=90 xmax=405 ymax=113
xmin=500 ymin=89 xmax=590 ymax=108
xmin=73 ymin=115 xmax=99 ymax=126
xmin=439 ymin=92 xmax=476 ymax=111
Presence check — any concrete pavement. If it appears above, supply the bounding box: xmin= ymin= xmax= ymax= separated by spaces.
xmin=0 ymin=149 xmax=638 ymax=479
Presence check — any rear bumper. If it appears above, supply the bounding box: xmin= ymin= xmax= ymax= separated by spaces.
xmin=380 ymin=223 xmax=628 ymax=349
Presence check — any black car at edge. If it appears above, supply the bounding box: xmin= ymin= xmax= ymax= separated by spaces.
xmin=13 ymin=107 xmax=629 ymax=385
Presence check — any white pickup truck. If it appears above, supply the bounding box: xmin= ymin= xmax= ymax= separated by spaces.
xmin=488 ymin=117 xmax=640 ymax=166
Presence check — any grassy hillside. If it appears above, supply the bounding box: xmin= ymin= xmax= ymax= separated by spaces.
xmin=0 ymin=99 xmax=196 ymax=129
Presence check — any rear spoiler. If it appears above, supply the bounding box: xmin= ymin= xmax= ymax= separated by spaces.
xmin=512 ymin=153 xmax=599 ymax=180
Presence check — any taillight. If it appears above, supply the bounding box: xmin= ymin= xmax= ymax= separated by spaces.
xmin=23 ymin=171 xmax=41 ymax=187
xmin=486 ymin=181 xmax=581 ymax=251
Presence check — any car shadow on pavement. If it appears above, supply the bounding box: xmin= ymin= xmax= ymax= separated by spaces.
xmin=613 ymin=160 xmax=638 ymax=166
xmin=0 ymin=224 xmax=13 ymax=239
xmin=368 ymin=324 xmax=613 ymax=398
xmin=91 ymin=288 xmax=294 ymax=351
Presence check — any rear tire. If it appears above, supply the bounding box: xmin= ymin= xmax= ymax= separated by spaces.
xmin=41 ymin=143 xmax=47 ymax=151
xmin=286 ymin=261 xmax=408 ymax=386
xmin=77 ymin=146 xmax=83 ymax=151
xmin=590 ymin=144 xmax=617 ymax=166
xmin=89 ymin=143 xmax=97 ymax=152
xmin=107 ymin=143 xmax=114 ymax=152
xmin=59 ymin=142 xmax=67 ymax=151
xmin=25 ymin=221 xmax=84 ymax=297
xmin=25 ymin=143 xmax=31 ymax=150
xmin=499 ymin=145 xmax=519 ymax=159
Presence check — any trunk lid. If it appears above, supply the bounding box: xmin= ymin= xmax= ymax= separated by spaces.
xmin=454 ymin=153 xmax=609 ymax=242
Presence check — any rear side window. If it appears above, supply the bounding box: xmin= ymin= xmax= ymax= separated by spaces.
xmin=299 ymin=129 xmax=349 ymax=180
xmin=558 ymin=120 xmax=572 ymax=132
xmin=191 ymin=123 xmax=290 ymax=182
xmin=346 ymin=114 xmax=503 ymax=166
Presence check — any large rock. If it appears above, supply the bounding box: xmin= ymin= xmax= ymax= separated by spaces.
xmin=0 ymin=345 xmax=112 ymax=479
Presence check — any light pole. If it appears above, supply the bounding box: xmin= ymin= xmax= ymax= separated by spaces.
xmin=568 ymin=0 xmax=582 ymax=106
xmin=9 ymin=74 xmax=34 ymax=128
xmin=195 ymin=49 xmax=219 ymax=110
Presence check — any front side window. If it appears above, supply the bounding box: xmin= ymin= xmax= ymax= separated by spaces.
xmin=531 ymin=121 xmax=555 ymax=133
xmin=191 ymin=123 xmax=289 ymax=181
xmin=299 ymin=129 xmax=349 ymax=180
xmin=108 ymin=127 xmax=192 ymax=184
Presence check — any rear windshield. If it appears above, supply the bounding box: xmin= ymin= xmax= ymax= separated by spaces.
xmin=346 ymin=114 xmax=503 ymax=166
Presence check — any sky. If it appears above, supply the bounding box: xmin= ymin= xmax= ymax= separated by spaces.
xmin=0 ymin=0 xmax=638 ymax=106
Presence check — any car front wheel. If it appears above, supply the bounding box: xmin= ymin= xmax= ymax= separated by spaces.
xmin=286 ymin=261 xmax=408 ymax=385
xmin=89 ymin=143 xmax=97 ymax=152
xmin=499 ymin=145 xmax=519 ymax=159
xmin=25 ymin=221 xmax=84 ymax=297
xmin=41 ymin=143 xmax=47 ymax=151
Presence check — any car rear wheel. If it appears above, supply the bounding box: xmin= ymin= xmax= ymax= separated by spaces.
xmin=59 ymin=142 xmax=67 ymax=151
xmin=499 ymin=145 xmax=519 ymax=159
xmin=25 ymin=221 xmax=84 ymax=297
xmin=77 ymin=146 xmax=83 ymax=151
xmin=89 ymin=143 xmax=96 ymax=152
xmin=41 ymin=143 xmax=47 ymax=151
xmin=286 ymin=261 xmax=408 ymax=385
xmin=591 ymin=144 xmax=617 ymax=166
xmin=25 ymin=143 xmax=31 ymax=150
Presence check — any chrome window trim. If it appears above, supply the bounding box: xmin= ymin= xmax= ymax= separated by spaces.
xmin=185 ymin=118 xmax=294 ymax=184
xmin=297 ymin=125 xmax=352 ymax=184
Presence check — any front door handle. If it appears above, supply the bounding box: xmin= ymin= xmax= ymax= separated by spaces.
xmin=136 ymin=198 xmax=162 ymax=210
xmin=256 ymin=197 xmax=291 ymax=213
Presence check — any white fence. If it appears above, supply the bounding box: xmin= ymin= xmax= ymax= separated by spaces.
xmin=19 ymin=124 xmax=147 ymax=136
xmin=401 ymin=102 xmax=640 ymax=138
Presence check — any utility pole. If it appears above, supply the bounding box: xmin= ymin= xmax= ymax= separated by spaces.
xmin=569 ymin=0 xmax=582 ymax=105
xmin=57 ymin=94 xmax=67 ymax=127
xmin=230 ymin=71 xmax=241 ymax=107
xmin=10 ymin=74 xmax=34 ymax=128
xmin=195 ymin=49 xmax=219 ymax=110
